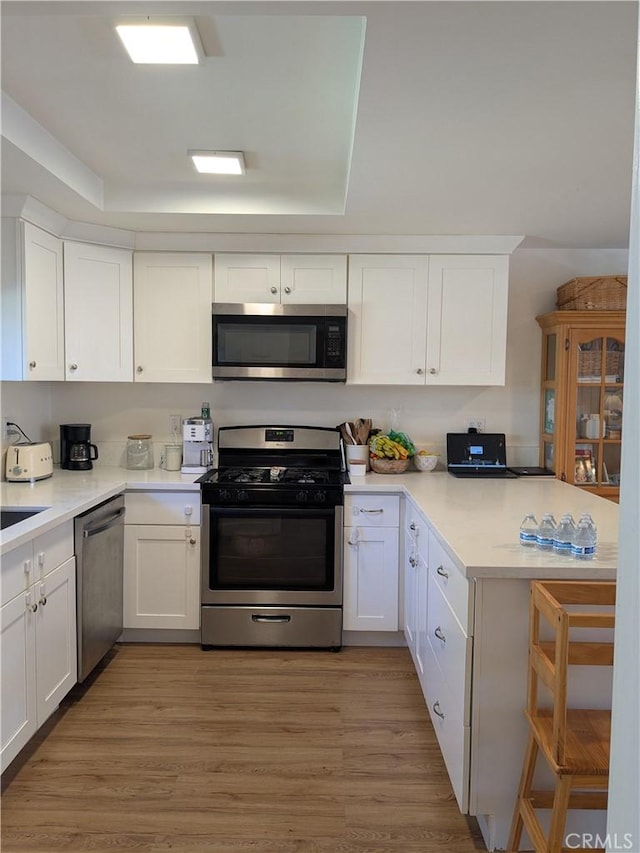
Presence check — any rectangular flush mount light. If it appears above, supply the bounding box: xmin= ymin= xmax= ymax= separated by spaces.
xmin=189 ymin=151 xmax=246 ymax=175
xmin=116 ymin=22 xmax=202 ymax=64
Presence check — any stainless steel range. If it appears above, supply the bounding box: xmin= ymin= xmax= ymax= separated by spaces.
xmin=198 ymin=425 xmax=346 ymax=650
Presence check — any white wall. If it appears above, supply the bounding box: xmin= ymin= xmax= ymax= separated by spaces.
xmin=607 ymin=9 xmax=640 ymax=848
xmin=1 ymin=247 xmax=628 ymax=473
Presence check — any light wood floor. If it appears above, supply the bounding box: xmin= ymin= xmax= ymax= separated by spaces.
xmin=1 ymin=644 xmax=486 ymax=853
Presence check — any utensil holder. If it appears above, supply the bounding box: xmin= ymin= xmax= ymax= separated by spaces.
xmin=346 ymin=444 xmax=370 ymax=471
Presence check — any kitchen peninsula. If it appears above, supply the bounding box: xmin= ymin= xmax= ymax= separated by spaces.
xmin=1 ymin=469 xmax=618 ymax=851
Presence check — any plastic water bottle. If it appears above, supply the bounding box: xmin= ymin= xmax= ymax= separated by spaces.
xmin=519 ymin=514 xmax=538 ymax=547
xmin=572 ymin=516 xmax=597 ymax=560
xmin=553 ymin=514 xmax=576 ymax=556
xmin=536 ymin=513 xmax=557 ymax=551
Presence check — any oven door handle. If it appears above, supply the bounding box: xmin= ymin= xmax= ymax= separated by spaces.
xmin=251 ymin=614 xmax=292 ymax=624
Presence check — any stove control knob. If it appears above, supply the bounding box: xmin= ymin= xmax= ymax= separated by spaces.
xmin=236 ymin=489 xmax=249 ymax=503
xmin=296 ymin=490 xmax=309 ymax=503
xmin=314 ymin=491 xmax=327 ymax=504
xmin=219 ymin=489 xmax=231 ymax=502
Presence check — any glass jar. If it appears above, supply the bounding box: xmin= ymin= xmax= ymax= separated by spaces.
xmin=126 ymin=434 xmax=154 ymax=469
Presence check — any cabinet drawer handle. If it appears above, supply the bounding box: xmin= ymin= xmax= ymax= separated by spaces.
xmin=270 ymin=286 xmax=278 ymax=294
xmin=432 ymin=701 xmax=445 ymax=719
xmin=434 ymin=626 xmax=446 ymax=642
xmin=360 ymin=508 xmax=383 ymax=514
xmin=436 ymin=565 xmax=449 ymax=579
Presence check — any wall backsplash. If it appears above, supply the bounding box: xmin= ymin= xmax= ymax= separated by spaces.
xmin=1 ymin=247 xmax=628 ymax=476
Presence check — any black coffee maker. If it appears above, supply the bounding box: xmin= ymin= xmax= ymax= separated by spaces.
xmin=60 ymin=424 xmax=99 ymax=471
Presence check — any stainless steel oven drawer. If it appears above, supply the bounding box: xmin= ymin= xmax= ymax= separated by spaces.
xmin=201 ymin=605 xmax=342 ymax=649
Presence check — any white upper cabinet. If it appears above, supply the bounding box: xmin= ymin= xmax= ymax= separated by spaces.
xmin=1 ymin=220 xmax=65 ymax=381
xmin=214 ymin=254 xmax=347 ymax=304
xmin=280 ymin=255 xmax=347 ymax=304
xmin=133 ymin=253 xmax=212 ymax=383
xmin=348 ymin=254 xmax=509 ymax=386
xmin=348 ymin=255 xmax=429 ymax=385
xmin=63 ymin=242 xmax=133 ymax=382
xmin=426 ymin=255 xmax=509 ymax=385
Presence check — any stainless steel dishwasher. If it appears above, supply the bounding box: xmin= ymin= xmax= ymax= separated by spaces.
xmin=74 ymin=494 xmax=125 ymax=682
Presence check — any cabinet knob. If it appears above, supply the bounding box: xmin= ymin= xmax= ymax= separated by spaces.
xmin=429 ymin=368 xmax=437 ymax=375
xmin=189 ymin=538 xmax=196 ymax=545
xmin=270 ymin=286 xmax=278 ymax=294
xmin=416 ymin=368 xmax=424 ymax=375
xmin=432 ymin=701 xmax=445 ymax=720
xmin=409 ymin=522 xmax=417 ymax=531
xmin=409 ymin=556 xmax=417 ymax=568
xmin=284 ymin=286 xmax=291 ymax=294
xmin=69 ymin=363 xmax=78 ymax=371
xmin=39 ymin=594 xmax=48 ymax=607
xmin=136 ymin=365 xmax=143 ymax=373
xmin=436 ymin=565 xmax=449 ymax=579
xmin=29 ymin=360 xmax=37 ymax=369
xmin=434 ymin=626 xmax=446 ymax=643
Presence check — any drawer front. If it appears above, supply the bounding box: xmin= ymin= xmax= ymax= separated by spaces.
xmin=2 ymin=522 xmax=74 ymax=606
xmin=423 ymin=640 xmax=470 ymax=812
xmin=428 ymin=531 xmax=473 ymax=634
xmin=125 ymin=491 xmax=201 ymax=526
xmin=1 ymin=541 xmax=33 ymax=606
xmin=404 ymin=498 xmax=428 ymax=561
xmin=428 ymin=571 xmax=472 ymax=725
xmin=345 ymin=494 xmax=399 ymax=527
xmin=34 ymin=521 xmax=74 ymax=578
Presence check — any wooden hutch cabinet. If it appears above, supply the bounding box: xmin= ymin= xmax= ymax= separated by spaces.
xmin=537 ymin=311 xmax=625 ymax=502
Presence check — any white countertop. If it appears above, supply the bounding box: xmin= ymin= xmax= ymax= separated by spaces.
xmin=346 ymin=470 xmax=618 ymax=580
xmin=1 ymin=468 xmax=200 ymax=554
xmin=2 ymin=467 xmax=618 ymax=581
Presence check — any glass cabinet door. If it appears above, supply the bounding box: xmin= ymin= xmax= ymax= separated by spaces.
xmin=571 ymin=331 xmax=624 ymax=490
xmin=539 ymin=331 xmax=557 ymax=473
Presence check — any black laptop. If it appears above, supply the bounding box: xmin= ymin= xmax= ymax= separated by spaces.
xmin=446 ymin=432 xmax=519 ymax=478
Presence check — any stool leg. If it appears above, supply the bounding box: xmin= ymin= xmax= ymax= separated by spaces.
xmin=507 ymin=732 xmax=538 ymax=852
xmin=547 ymin=775 xmax=572 ymax=853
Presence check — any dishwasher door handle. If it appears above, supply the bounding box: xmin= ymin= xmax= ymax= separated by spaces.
xmin=83 ymin=506 xmax=126 ymax=538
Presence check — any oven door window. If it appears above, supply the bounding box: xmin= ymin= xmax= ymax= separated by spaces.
xmin=214 ymin=316 xmax=320 ymax=368
xmin=209 ymin=507 xmax=335 ymax=590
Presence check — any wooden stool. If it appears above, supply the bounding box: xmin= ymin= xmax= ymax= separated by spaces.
xmin=508 ymin=580 xmax=615 ymax=853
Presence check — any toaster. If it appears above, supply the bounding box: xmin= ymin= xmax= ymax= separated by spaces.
xmin=5 ymin=442 xmax=54 ymax=482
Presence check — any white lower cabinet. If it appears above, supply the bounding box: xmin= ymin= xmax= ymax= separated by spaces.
xmin=403 ymin=498 xmax=429 ymax=682
xmin=123 ymin=491 xmax=201 ymax=630
xmin=343 ymin=494 xmax=400 ymax=631
xmin=1 ymin=523 xmax=77 ymax=773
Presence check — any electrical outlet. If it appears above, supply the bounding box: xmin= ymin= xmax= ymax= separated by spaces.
xmin=466 ymin=417 xmax=486 ymax=432
xmin=169 ymin=414 xmax=182 ymax=437
xmin=3 ymin=419 xmax=16 ymax=441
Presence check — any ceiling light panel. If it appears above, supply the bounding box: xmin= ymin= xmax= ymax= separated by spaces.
xmin=116 ymin=23 xmax=201 ymax=64
xmin=190 ymin=151 xmax=246 ymax=175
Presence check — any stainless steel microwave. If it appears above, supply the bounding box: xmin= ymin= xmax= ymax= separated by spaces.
xmin=212 ymin=303 xmax=348 ymax=382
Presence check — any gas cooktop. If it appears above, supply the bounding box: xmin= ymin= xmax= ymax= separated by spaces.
xmin=200 ymin=466 xmax=342 ymax=486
